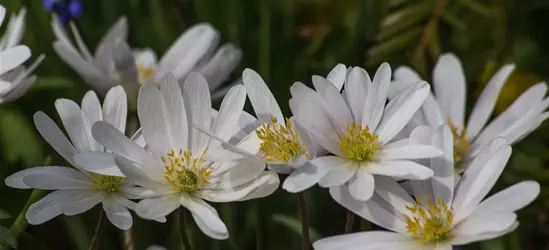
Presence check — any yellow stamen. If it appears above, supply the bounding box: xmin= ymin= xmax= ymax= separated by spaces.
xmin=339 ymin=123 xmax=381 ymax=162
xmin=162 ymin=148 xmax=212 ymax=192
xmin=92 ymin=174 xmax=125 ymax=192
xmin=256 ymin=117 xmax=307 ymax=163
xmin=448 ymin=119 xmax=471 ymax=168
xmin=403 ymin=196 xmax=454 ymax=243
xmin=137 ymin=64 xmax=155 ymax=81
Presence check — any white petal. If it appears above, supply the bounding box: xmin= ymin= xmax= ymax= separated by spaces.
xmin=453 ymin=212 xmax=517 ymax=236
xmin=318 ymin=163 xmax=356 ymax=188
xmin=345 ymin=67 xmax=369 ymax=122
xmin=475 ymin=181 xmax=540 ymax=214
xmin=5 ymin=166 xmax=81 ymax=189
xmin=313 ymin=231 xmax=413 ymax=250
xmin=138 ymin=81 xmax=172 ymax=159
xmin=210 ymin=84 xmax=247 ymax=144
xmin=373 ymin=176 xmax=415 ymax=216
xmin=348 ymin=169 xmax=375 ymax=201
xmin=94 ymin=17 xmax=128 ymax=68
xmin=22 ymin=168 xmax=93 ymax=190
xmin=81 ymin=91 xmax=103 ymax=151
xmin=365 ymin=161 xmax=433 ymax=180
xmin=282 ymin=156 xmax=337 ymax=193
xmin=238 ymin=171 xmax=280 ymax=201
xmin=475 ymin=82 xmax=547 ymax=144
xmin=103 ymin=197 xmax=133 ymax=230
xmin=73 ymin=152 xmax=124 ymax=177
xmin=453 ymin=138 xmax=511 ymax=222
xmin=69 ymin=22 xmax=93 ymax=61
xmin=135 ymin=194 xmax=180 ymax=220
xmin=209 ymin=158 xmax=266 ymax=188
xmin=326 ymin=63 xmax=347 ymax=91
xmin=0 ymin=45 xmax=30 ymax=75
xmin=388 ymin=66 xmax=421 ymax=98
xmin=381 ymin=143 xmax=443 ymax=160
xmin=158 ymin=23 xmax=219 ymax=80
xmin=92 ymin=121 xmax=163 ymax=179
xmin=103 ymin=85 xmax=128 ymax=134
xmin=159 ymin=74 xmax=190 ymax=152
xmin=376 ymin=82 xmax=430 ymax=144
xmin=181 ymin=194 xmax=228 ymax=239
xmin=242 ymin=68 xmax=283 ymax=122
xmin=363 ymin=63 xmax=391 ymax=130
xmin=33 ymin=112 xmax=77 ymax=165
xmin=53 ymin=42 xmax=107 ymax=88
xmin=198 ymin=171 xmax=278 ymax=202
xmin=183 ymin=73 xmax=212 ymax=152
xmin=62 ymin=190 xmax=106 ymax=216
xmin=55 ymin=98 xmax=95 ymax=152
xmin=450 ymin=221 xmax=518 ymax=246
xmin=433 ymin=53 xmax=466 ymax=128
xmin=329 ymin=186 xmax=408 ymax=234
xmin=26 ymin=190 xmax=67 ymax=225
xmin=114 ymin=156 xmax=171 ymax=193
xmin=466 ymin=65 xmax=515 ymax=138
xmin=430 ymin=125 xmax=455 ymax=204
xmin=199 ymin=43 xmax=242 ymax=91
xmin=312 ymin=75 xmax=353 ymax=134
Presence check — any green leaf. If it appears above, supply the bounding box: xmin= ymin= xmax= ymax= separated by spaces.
xmin=440 ymin=11 xmax=467 ymax=31
xmin=0 ymin=108 xmax=44 ymax=166
xmin=0 ymin=210 xmax=10 ymax=220
xmin=0 ymin=227 xmax=16 ymax=249
xmin=271 ymin=214 xmax=321 ymax=242
xmin=368 ymin=27 xmax=423 ymax=65
xmin=28 ymin=77 xmax=76 ymax=92
xmin=378 ymin=0 xmax=432 ymax=40
xmin=480 ymin=237 xmax=505 ymax=250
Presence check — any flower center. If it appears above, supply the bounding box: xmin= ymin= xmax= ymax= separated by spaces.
xmin=404 ymin=197 xmax=454 ymax=243
xmin=162 ymin=148 xmax=212 ymax=192
xmin=339 ymin=123 xmax=381 ymax=162
xmin=256 ymin=117 xmax=307 ymax=163
xmin=137 ymin=64 xmax=155 ymax=82
xmin=92 ymin=174 xmax=125 ymax=192
xmin=448 ymin=119 xmax=471 ymax=169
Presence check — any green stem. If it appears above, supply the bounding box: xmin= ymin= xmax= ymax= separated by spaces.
xmin=0 ymin=190 xmax=45 ymax=250
xmin=344 ymin=210 xmax=354 ymax=233
xmin=297 ymin=193 xmax=310 ymax=250
xmin=89 ymin=211 xmax=106 ymax=250
xmin=179 ymin=209 xmax=192 ymax=250
xmin=258 ymin=0 xmax=271 ymax=83
xmin=254 ymin=202 xmax=265 ymax=250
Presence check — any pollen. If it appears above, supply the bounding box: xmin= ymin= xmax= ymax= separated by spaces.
xmin=92 ymin=174 xmax=125 ymax=192
xmin=256 ymin=117 xmax=307 ymax=163
xmin=137 ymin=64 xmax=155 ymax=81
xmin=448 ymin=119 xmax=471 ymax=168
xmin=162 ymin=148 xmax=212 ymax=192
xmin=339 ymin=123 xmax=381 ymax=162
xmin=404 ymin=196 xmax=454 ymax=243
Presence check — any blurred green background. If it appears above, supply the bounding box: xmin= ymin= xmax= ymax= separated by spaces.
xmin=0 ymin=0 xmax=549 ymax=249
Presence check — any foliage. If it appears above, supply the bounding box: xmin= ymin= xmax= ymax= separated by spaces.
xmin=0 ymin=0 xmax=548 ymax=249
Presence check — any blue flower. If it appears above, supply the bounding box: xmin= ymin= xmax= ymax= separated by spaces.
xmin=42 ymin=0 xmax=83 ymax=24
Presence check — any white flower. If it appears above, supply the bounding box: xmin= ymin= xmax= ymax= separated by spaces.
xmin=0 ymin=6 xmax=44 ymax=103
xmin=86 ymin=73 xmax=278 ymax=239
xmin=4 ymin=86 xmax=143 ymax=230
xmin=315 ymin=126 xmax=540 ymax=250
xmin=283 ymin=63 xmax=443 ymax=201
xmin=238 ymin=65 xmax=346 ymax=180
xmin=51 ymin=16 xmax=241 ymax=97
xmin=391 ymin=53 xmax=549 ymax=172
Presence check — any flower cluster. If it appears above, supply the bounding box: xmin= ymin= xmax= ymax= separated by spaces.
xmin=0 ymin=2 xmax=544 ymax=249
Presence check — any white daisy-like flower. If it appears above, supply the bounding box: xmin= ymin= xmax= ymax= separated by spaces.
xmin=283 ymin=63 xmax=443 ymax=201
xmin=51 ymin=15 xmax=241 ymax=97
xmin=0 ymin=5 xmax=45 ymax=103
xmin=85 ymin=73 xmax=278 ymax=239
xmin=315 ymin=126 xmax=540 ymax=250
xmin=236 ymin=65 xmax=347 ymax=183
xmin=4 ymin=86 xmax=144 ymax=230
xmin=391 ymin=53 xmax=549 ymax=172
